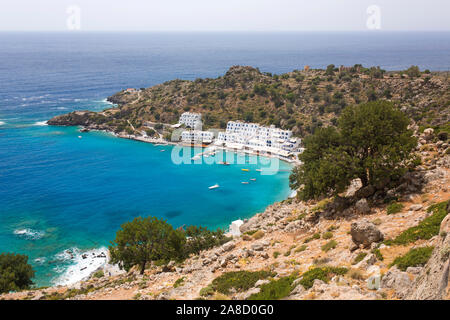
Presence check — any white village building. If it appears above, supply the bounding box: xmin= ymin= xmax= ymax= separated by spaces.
xmin=215 ymin=121 xmax=301 ymax=157
xmin=181 ymin=130 xmax=214 ymax=144
xmin=178 ymin=112 xmax=202 ymax=129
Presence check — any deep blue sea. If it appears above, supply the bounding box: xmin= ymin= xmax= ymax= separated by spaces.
xmin=0 ymin=32 xmax=449 ymax=286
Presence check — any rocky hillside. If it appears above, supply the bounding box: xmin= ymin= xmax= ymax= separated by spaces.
xmin=48 ymin=65 xmax=450 ymax=139
xmin=2 ymin=129 xmax=448 ymax=300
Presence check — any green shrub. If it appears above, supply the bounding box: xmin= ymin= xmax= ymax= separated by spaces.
xmin=273 ymin=251 xmax=280 ymax=258
xmin=297 ymin=213 xmax=307 ymax=220
xmin=321 ymin=240 xmax=338 ymax=252
xmin=348 ymin=268 xmax=365 ymax=280
xmin=304 ymin=233 xmax=321 ymax=243
xmin=209 ymin=271 xmax=274 ymax=295
xmin=295 ymin=245 xmax=307 ymax=253
xmin=199 ymin=285 xmax=215 ymax=297
xmin=322 ymin=232 xmax=333 ymax=239
xmin=390 ymin=246 xmax=434 ymax=271
xmin=387 ymin=201 xmax=448 ymax=245
xmin=352 ymin=252 xmax=367 ymax=265
xmin=133 ymin=293 xmax=141 ymax=300
xmin=252 ymin=230 xmax=265 ymax=240
xmin=372 ymin=248 xmax=384 ymax=261
xmin=173 ymin=277 xmax=185 ymax=288
xmin=248 ymin=275 xmax=297 ymax=300
xmin=298 ymin=266 xmax=348 ymax=289
xmin=93 ymin=270 xmax=104 ymax=278
xmin=387 ymin=201 xmax=404 ymax=215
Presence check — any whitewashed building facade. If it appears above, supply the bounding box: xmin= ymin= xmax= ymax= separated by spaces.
xmin=178 ymin=112 xmax=202 ymax=129
xmin=215 ymin=121 xmax=301 ymax=155
xmin=181 ymin=130 xmax=214 ymax=144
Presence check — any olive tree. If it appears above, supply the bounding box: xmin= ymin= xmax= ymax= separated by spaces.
xmin=290 ymin=101 xmax=417 ymax=200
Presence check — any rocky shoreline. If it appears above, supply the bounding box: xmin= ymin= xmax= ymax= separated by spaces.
xmin=2 ymin=129 xmax=448 ymax=300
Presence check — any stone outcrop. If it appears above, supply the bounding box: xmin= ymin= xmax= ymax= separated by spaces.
xmin=355 ymin=198 xmax=371 ymax=214
xmin=350 ymin=219 xmax=384 ymax=248
xmin=381 ymin=267 xmax=412 ymax=299
xmin=406 ymin=213 xmax=450 ymax=300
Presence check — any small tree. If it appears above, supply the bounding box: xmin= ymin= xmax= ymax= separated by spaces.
xmin=290 ymin=101 xmax=417 ymax=200
xmin=325 ymin=64 xmax=336 ymax=76
xmin=405 ymin=65 xmax=421 ymax=78
xmin=0 ymin=253 xmax=35 ymax=293
xmin=184 ymin=226 xmax=230 ymax=255
xmin=109 ymin=216 xmax=185 ymax=274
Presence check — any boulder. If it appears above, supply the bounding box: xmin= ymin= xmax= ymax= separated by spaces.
xmin=350 ymin=219 xmax=384 ymax=248
xmin=422 ymin=128 xmax=434 ymax=141
xmin=354 ymin=253 xmax=377 ymax=269
xmin=255 ymin=279 xmax=270 ymax=287
xmin=355 ymin=198 xmax=371 ymax=214
xmin=236 ymin=287 xmax=260 ymax=300
xmin=251 ymin=243 xmax=264 ymax=251
xmin=222 ymin=241 xmax=235 ymax=252
xmin=259 ymin=252 xmax=269 ymax=259
xmin=355 ymin=185 xmax=375 ymax=199
xmin=406 ymin=267 xmax=423 ymax=275
xmin=381 ymin=267 xmax=412 ymax=299
xmin=409 ymin=204 xmax=423 ymax=211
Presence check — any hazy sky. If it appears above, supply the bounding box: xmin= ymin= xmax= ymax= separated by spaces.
xmin=1 ymin=0 xmax=449 ymax=31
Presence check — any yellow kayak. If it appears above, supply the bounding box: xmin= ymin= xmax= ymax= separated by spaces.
xmin=241 ymin=169 xmax=249 ymax=172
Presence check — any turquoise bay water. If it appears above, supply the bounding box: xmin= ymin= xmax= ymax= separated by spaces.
xmin=0 ymin=118 xmax=292 ymax=286
xmin=1 ymin=31 xmax=449 ymax=286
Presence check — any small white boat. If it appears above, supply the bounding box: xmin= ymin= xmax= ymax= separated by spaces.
xmin=255 ymin=169 xmax=262 ymax=172
xmin=250 ymin=178 xmax=256 ymax=181
xmin=78 ymin=136 xmax=82 ymax=139
xmin=192 ymin=155 xmax=201 ymax=160
xmin=209 ymin=184 xmax=220 ymax=190
xmin=241 ymin=181 xmax=249 ymax=184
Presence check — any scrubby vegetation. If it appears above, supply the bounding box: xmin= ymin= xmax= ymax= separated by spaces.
xmin=352 ymin=252 xmax=368 ymax=265
xmin=322 ymin=232 xmax=333 ymax=239
xmin=348 ymin=268 xmax=365 ymax=280
xmin=321 ymin=240 xmax=338 ymax=252
xmin=372 ymin=248 xmax=384 ymax=261
xmin=387 ymin=201 xmax=404 ymax=215
xmin=386 ymin=201 xmax=448 ymax=245
xmin=252 ymin=230 xmax=265 ymax=240
xmin=248 ymin=275 xmax=297 ymax=300
xmin=173 ymin=277 xmax=185 ymax=288
xmin=391 ymin=246 xmax=434 ymax=271
xmin=304 ymin=233 xmax=321 ymax=243
xmin=50 ymin=65 xmax=450 ymax=145
xmin=208 ymin=270 xmax=274 ymax=295
xmin=295 ymin=245 xmax=308 ymax=253
xmin=92 ymin=270 xmax=104 ymax=279
xmin=298 ymin=266 xmax=348 ymax=289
